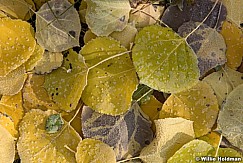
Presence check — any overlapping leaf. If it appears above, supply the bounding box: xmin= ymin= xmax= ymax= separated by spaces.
xmin=82 ymin=102 xmax=153 ymax=160
xmin=132 ymin=25 xmax=199 ymax=93
xmin=35 ymin=0 xmax=81 ymax=52
xmin=85 ymin=0 xmax=131 ymax=36
xmin=159 ymin=81 xmax=219 ymax=137
xmin=0 ymin=113 xmax=18 ymax=137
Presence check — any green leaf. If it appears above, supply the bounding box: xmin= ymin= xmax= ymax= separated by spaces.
xmin=85 ymin=0 xmax=131 ymax=36
xmin=217 ymin=84 xmax=243 ymax=149
xmin=132 ymin=25 xmax=199 ymax=93
xmin=45 ymin=114 xmax=64 ymax=134
xmin=35 ymin=0 xmax=81 ymax=52
xmin=81 ymin=37 xmax=138 ymax=115
xmin=132 ymin=84 xmax=153 ymax=105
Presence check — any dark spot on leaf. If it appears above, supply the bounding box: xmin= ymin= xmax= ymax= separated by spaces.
xmin=204 ymin=96 xmax=206 ymax=99
xmin=119 ymin=15 xmax=125 ymax=22
xmin=225 ymin=93 xmax=227 ymax=95
xmin=157 ymin=107 xmax=162 ymax=111
xmin=69 ymin=30 xmax=76 ymax=37
xmin=66 ymin=58 xmax=69 ymax=61
xmin=56 ymin=93 xmax=58 ymax=96
xmin=56 ymin=88 xmax=58 ymax=91
xmin=63 ymin=51 xmax=69 ymax=58
xmin=55 ymin=10 xmax=60 ymax=15
xmin=145 ymin=140 xmax=150 ymax=145
xmin=70 ymin=104 xmax=72 ymax=107
xmin=206 ymin=104 xmax=210 ymax=107
xmin=51 ymin=93 xmax=54 ymax=96
xmin=69 ymin=63 xmax=72 ymax=69
xmin=107 ymin=63 xmax=113 ymax=67
xmin=240 ymin=23 xmax=243 ymax=28
xmin=241 ymin=76 xmax=243 ymax=80
xmin=211 ymin=52 xmax=216 ymax=57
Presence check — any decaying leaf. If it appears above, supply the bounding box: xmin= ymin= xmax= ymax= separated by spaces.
xmin=85 ymin=0 xmax=131 ymax=36
xmin=81 ymin=37 xmax=138 ymax=115
xmin=0 ymin=65 xmax=27 ymax=95
xmin=217 ymin=84 xmax=243 ymax=149
xmin=44 ymin=49 xmax=87 ymax=112
xmin=35 ymin=0 xmax=81 ymax=52
xmin=178 ymin=21 xmax=226 ymax=76
xmin=0 ymin=125 xmax=15 ymax=163
xmin=167 ymin=140 xmax=215 ymax=162
xmin=34 ymin=51 xmax=63 ymax=74
xmin=159 ymin=81 xmax=219 ymax=137
xmin=132 ymin=25 xmax=199 ymax=93
xmin=0 ymin=18 xmax=36 ymax=77
xmin=140 ymin=118 xmax=195 ymax=163
xmin=82 ymin=102 xmax=153 ymax=160
xmin=75 ymin=138 xmax=116 ymax=163
xmin=161 ymin=0 xmax=227 ymax=31
xmin=17 ymin=109 xmax=81 ymax=162
xmin=203 ymin=66 xmax=243 ymax=106
xmin=220 ymin=21 xmax=243 ymax=70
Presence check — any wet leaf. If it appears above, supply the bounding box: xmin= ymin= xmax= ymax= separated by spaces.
xmin=220 ymin=21 xmax=243 ymax=70
xmin=35 ymin=0 xmax=81 ymax=52
xmin=140 ymin=118 xmax=195 ymax=163
xmin=203 ymin=66 xmax=243 ymax=106
xmin=217 ymin=84 xmax=243 ymax=149
xmin=159 ymin=81 xmax=219 ymax=137
xmin=81 ymin=37 xmax=138 ymax=115
xmin=85 ymin=0 xmax=131 ymax=36
xmin=0 ymin=65 xmax=27 ymax=95
xmin=75 ymin=138 xmax=116 ymax=163
xmin=17 ymin=109 xmax=81 ymax=162
xmin=34 ymin=51 xmax=63 ymax=74
xmin=44 ymin=49 xmax=87 ymax=112
xmin=167 ymin=140 xmax=215 ymax=163
xmin=132 ymin=25 xmax=199 ymax=93
xmin=0 ymin=125 xmax=15 ymax=163
xmin=82 ymin=102 xmax=153 ymax=160
xmin=0 ymin=18 xmax=36 ymax=77
xmin=161 ymin=0 xmax=227 ymax=31
xmin=178 ymin=21 xmax=226 ymax=76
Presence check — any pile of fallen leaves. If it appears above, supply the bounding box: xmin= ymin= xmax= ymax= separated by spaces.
xmin=0 ymin=0 xmax=243 ymax=162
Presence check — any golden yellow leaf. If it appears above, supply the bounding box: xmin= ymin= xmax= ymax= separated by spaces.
xmin=198 ymin=132 xmax=221 ymax=149
xmin=76 ymin=138 xmax=116 ymax=163
xmin=0 ymin=113 xmax=18 ymax=137
xmin=17 ymin=109 xmax=81 ymax=162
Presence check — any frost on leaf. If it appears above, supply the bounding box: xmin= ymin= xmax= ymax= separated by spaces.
xmin=222 ymin=0 xmax=243 ymax=28
xmin=82 ymin=102 xmax=153 ymax=160
xmin=45 ymin=114 xmax=64 ymax=134
xmin=178 ymin=21 xmax=226 ymax=76
xmin=85 ymin=0 xmax=131 ymax=36
xmin=203 ymin=66 xmax=243 ymax=106
xmin=17 ymin=109 xmax=81 ymax=162
xmin=81 ymin=37 xmax=138 ymax=115
xmin=167 ymin=140 xmax=214 ymax=163
xmin=0 ymin=65 xmax=27 ymax=95
xmin=0 ymin=125 xmax=15 ymax=163
xmin=220 ymin=21 xmax=243 ymax=70
xmin=35 ymin=0 xmax=81 ymax=52
xmin=140 ymin=118 xmax=195 ymax=163
xmin=159 ymin=81 xmax=219 ymax=137
xmin=23 ymin=74 xmax=59 ymax=111
xmin=34 ymin=51 xmax=63 ymax=74
xmin=132 ymin=25 xmax=199 ymax=93
xmin=75 ymin=138 xmax=116 ymax=163
xmin=0 ymin=18 xmax=36 ymax=77
xmin=44 ymin=49 xmax=87 ymax=112
xmin=161 ymin=0 xmax=227 ymax=31
xmin=217 ymin=84 xmax=243 ymax=149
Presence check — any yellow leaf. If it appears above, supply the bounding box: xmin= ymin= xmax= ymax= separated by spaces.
xmin=0 ymin=125 xmax=15 ymax=163
xmin=220 ymin=21 xmax=243 ymax=70
xmin=0 ymin=113 xmax=18 ymax=137
xmin=198 ymin=132 xmax=221 ymax=149
xmin=76 ymin=138 xmax=116 ymax=163
xmin=17 ymin=109 xmax=81 ymax=162
xmin=159 ymin=81 xmax=219 ymax=137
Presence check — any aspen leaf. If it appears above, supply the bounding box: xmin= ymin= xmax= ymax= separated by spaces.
xmin=217 ymin=84 xmax=243 ymax=149
xmin=85 ymin=0 xmax=131 ymax=36
xmin=220 ymin=21 xmax=243 ymax=70
xmin=140 ymin=118 xmax=195 ymax=163
xmin=76 ymin=138 xmax=116 ymax=163
xmin=203 ymin=67 xmax=243 ymax=106
xmin=35 ymin=0 xmax=81 ymax=52
xmin=34 ymin=51 xmax=63 ymax=74
xmin=198 ymin=131 xmax=221 ymax=149
xmin=81 ymin=37 xmax=138 ymax=115
xmin=0 ymin=18 xmax=36 ymax=77
xmin=0 ymin=113 xmax=18 ymax=137
xmin=0 ymin=125 xmax=15 ymax=163
xmin=45 ymin=114 xmax=64 ymax=134
xmin=217 ymin=148 xmax=243 ymax=160
xmin=132 ymin=25 xmax=199 ymax=93
xmin=83 ymin=29 xmax=97 ymax=44
xmin=44 ymin=49 xmax=87 ymax=112
xmin=132 ymin=84 xmax=153 ymax=105
xmin=82 ymin=103 xmax=153 ymax=160
xmin=159 ymin=81 xmax=219 ymax=137
xmin=167 ymin=140 xmax=215 ymax=163
xmin=0 ymin=65 xmax=27 ymax=95
xmin=17 ymin=109 xmax=81 ymax=162
xmin=178 ymin=21 xmax=226 ymax=76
